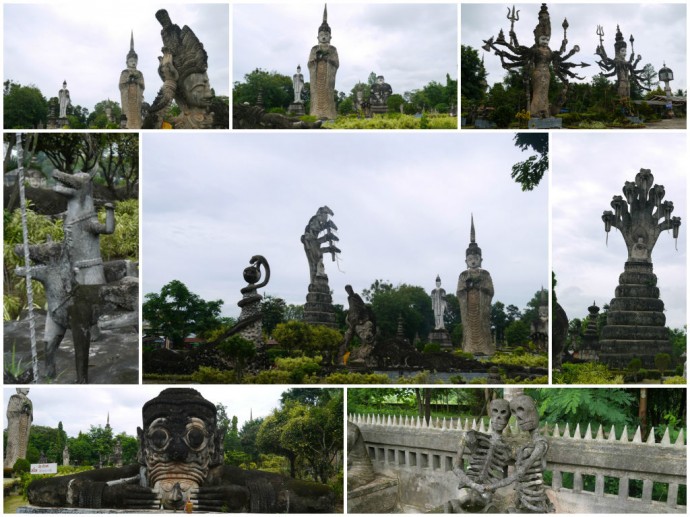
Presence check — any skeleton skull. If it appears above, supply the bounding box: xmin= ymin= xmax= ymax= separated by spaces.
xmin=510 ymin=395 xmax=539 ymax=431
xmin=489 ymin=399 xmax=510 ymax=432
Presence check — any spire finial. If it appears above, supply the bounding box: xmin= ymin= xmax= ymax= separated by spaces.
xmin=470 ymin=214 xmax=476 ymax=243
xmin=130 ymin=30 xmax=134 ymax=51
xmin=323 ymin=4 xmax=328 ymax=23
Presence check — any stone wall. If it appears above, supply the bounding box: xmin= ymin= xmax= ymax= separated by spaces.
xmin=349 ymin=413 xmax=687 ymax=513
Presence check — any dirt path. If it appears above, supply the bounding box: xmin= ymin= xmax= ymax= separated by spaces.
xmin=643 ymin=117 xmax=687 ymax=129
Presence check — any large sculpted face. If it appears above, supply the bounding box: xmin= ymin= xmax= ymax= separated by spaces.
xmin=466 ymin=253 xmax=482 ymax=269
xmin=127 ymin=57 xmax=138 ymax=69
xmin=139 ymin=390 xmax=222 ymax=510
xmin=318 ymin=30 xmax=331 ymax=44
xmin=182 ymin=72 xmax=213 ymax=109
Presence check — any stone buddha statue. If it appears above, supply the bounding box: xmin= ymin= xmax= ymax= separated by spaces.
xmin=119 ymin=31 xmax=145 ymax=129
xmin=308 ymin=4 xmax=339 ymax=120
xmin=26 ymin=388 xmax=336 ymax=512
xmin=58 ymin=81 xmax=70 ymax=119
xmin=456 ymin=216 xmax=495 ymax=355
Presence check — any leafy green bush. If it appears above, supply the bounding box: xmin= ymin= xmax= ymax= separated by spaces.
xmin=99 ymin=199 xmax=138 ymax=260
xmin=423 ymin=343 xmax=441 ymax=354
xmin=452 ymin=350 xmax=474 ymax=360
xmin=323 ymin=113 xmax=456 ymax=130
xmin=553 ymin=362 xmax=624 ymax=384
xmin=663 ymin=375 xmax=686 ymax=384
xmin=12 ymin=458 xmax=30 ymax=475
xmin=321 ymin=372 xmax=390 ymax=384
xmin=191 ymin=366 xmax=235 ymax=383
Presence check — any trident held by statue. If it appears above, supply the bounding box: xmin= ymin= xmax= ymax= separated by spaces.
xmin=506 ymin=5 xmax=519 ymax=44
xmin=596 ymin=25 xmax=604 ymax=47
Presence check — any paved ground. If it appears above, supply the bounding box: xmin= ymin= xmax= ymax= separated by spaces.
xmin=643 ymin=117 xmax=687 ymax=129
xmin=4 ymin=311 xmax=139 ymax=384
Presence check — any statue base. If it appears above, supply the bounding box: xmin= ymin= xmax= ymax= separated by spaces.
xmin=528 ymin=117 xmax=562 ymax=129
xmin=599 ymin=261 xmax=673 ymax=369
xmin=288 ymin=102 xmax=305 ymax=116
xmin=370 ymin=105 xmax=387 ymax=116
xmin=428 ymin=328 xmax=453 ymax=348
xmin=474 ymin=118 xmax=497 ymax=129
xmin=304 ymin=276 xmax=336 ymax=328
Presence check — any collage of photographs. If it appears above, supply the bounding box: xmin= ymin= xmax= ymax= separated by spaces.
xmin=1 ymin=1 xmax=687 ymax=515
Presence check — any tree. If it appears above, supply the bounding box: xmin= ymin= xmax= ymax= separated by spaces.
xmin=654 ymin=353 xmax=672 ymax=377
xmin=535 ymin=388 xmax=635 ymax=431
xmin=444 ymin=294 xmax=461 ymax=344
xmin=88 ymin=99 xmax=122 ymax=129
xmin=386 ymin=94 xmax=405 ymax=113
xmin=256 ymin=406 xmax=298 ymax=478
xmin=97 ymin=133 xmax=139 ymax=199
xmin=239 ymin=417 xmax=264 ymax=466
xmin=504 ymin=320 xmax=530 ymax=346
xmin=233 ymin=68 xmax=293 ymax=111
xmin=491 ymin=301 xmax=510 ymax=344
xmin=511 ymin=133 xmax=548 ymax=191
xmin=4 ymin=80 xmax=49 ymax=129
xmin=218 ymin=335 xmax=256 ymax=381
xmin=367 ymin=282 xmax=434 ymax=342
xmin=261 ymin=294 xmax=287 ymax=336
xmin=639 ymin=64 xmax=659 ymax=92
xmin=34 ymin=133 xmax=102 ymax=173
xmin=143 ymin=279 xmax=223 ymax=346
xmin=460 ymin=45 xmax=487 ymax=102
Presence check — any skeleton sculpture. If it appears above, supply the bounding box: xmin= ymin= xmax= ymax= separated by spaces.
xmin=478 ymin=395 xmax=553 ymax=513
xmin=448 ymin=399 xmax=511 ymax=512
xmin=482 ymin=4 xmax=588 ymax=118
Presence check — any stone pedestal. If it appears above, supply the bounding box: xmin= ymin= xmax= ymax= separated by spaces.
xmin=528 ymin=117 xmax=562 ymax=129
xmin=288 ymin=102 xmax=305 ymax=116
xmin=370 ymin=104 xmax=387 ymax=116
xmin=428 ymin=328 xmax=453 ymax=348
xmin=304 ymin=275 xmax=336 ymax=328
xmin=599 ymin=261 xmax=673 ymax=368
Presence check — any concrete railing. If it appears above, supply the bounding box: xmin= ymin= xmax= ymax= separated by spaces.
xmin=349 ymin=413 xmax=687 ymax=513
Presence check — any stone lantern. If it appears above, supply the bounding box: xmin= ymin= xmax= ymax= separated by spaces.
xmin=658 ymin=62 xmax=674 ymax=117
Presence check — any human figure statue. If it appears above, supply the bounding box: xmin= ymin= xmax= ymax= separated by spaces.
xmin=340 ymin=285 xmax=377 ymax=364
xmin=293 ymin=65 xmax=305 ymax=103
xmin=63 ymin=445 xmax=70 ymax=467
xmin=431 ymin=275 xmax=447 ymax=330
xmin=530 ymin=288 xmax=548 ymax=352
xmin=457 ymin=216 xmax=495 ymax=355
xmin=112 ymin=439 xmax=123 ymax=468
xmin=58 ymin=81 xmax=71 ymax=119
xmin=119 ymin=31 xmax=145 ymax=129
xmin=301 ymin=206 xmax=340 ymax=285
xmin=144 ymin=10 xmax=215 ymax=129
xmin=447 ymin=399 xmax=511 ymax=513
xmin=369 ymin=75 xmax=392 ymax=114
xmin=482 ymin=4 xmax=588 ymax=119
xmin=27 ymin=389 xmax=336 ymax=512
xmin=595 ymin=25 xmax=649 ymax=99
xmin=4 ymin=388 xmax=33 ymax=470
xmin=476 ymin=395 xmax=553 ymax=513
xmin=308 ymin=4 xmax=339 ymax=119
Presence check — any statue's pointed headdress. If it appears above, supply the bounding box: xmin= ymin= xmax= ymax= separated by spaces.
xmin=319 ymin=4 xmax=331 ymax=34
xmin=614 ymin=25 xmax=627 ymax=52
xmin=466 ymin=214 xmax=482 ymax=257
xmin=127 ymin=30 xmax=138 ymax=61
xmin=533 ymin=3 xmax=551 ymax=43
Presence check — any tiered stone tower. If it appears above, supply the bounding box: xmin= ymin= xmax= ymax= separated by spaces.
xmin=301 ymin=206 xmax=340 ymax=327
xmin=579 ymin=302 xmax=600 ymax=361
xmin=599 ymin=169 xmax=681 ymax=368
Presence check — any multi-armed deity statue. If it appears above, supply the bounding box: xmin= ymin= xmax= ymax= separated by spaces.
xmin=599 ymin=169 xmax=681 ymax=368
xmin=144 ymin=10 xmax=215 ymax=129
xmin=4 ymin=388 xmax=33 ymax=470
xmin=483 ymin=4 xmax=588 ymax=125
xmin=457 ymin=216 xmax=494 ymax=355
xmin=302 ymin=206 xmax=340 ymax=327
xmin=119 ymin=31 xmax=146 ymax=129
xmin=595 ymin=25 xmax=648 ymax=99
xmin=308 ymin=5 xmax=339 ymax=120
xmin=26 ymin=388 xmax=336 ymax=512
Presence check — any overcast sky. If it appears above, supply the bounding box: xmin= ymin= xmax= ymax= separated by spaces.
xmin=141 ymin=132 xmax=548 ymax=322
xmin=462 ymin=3 xmax=687 ymax=93
xmin=3 ymin=386 xmax=289 ymax=438
xmin=233 ymin=3 xmax=457 ymax=97
xmin=3 ymin=3 xmax=229 ymax=113
xmin=552 ymin=132 xmax=686 ymax=329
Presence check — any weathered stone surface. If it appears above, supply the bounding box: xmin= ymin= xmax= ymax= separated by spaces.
xmin=457 ymin=216 xmax=494 ymax=355
xmin=26 ymin=389 xmax=337 ymax=512
xmin=4 ymin=389 xmax=33 ymax=469
xmin=595 ymin=25 xmax=649 ymax=98
xmin=599 ymin=170 xmax=680 ymax=369
xmin=483 ymin=4 xmax=587 ymax=118
xmin=119 ymin=32 xmax=145 ymax=129
xmin=308 ymin=5 xmax=339 ymax=119
xmin=369 ymin=76 xmax=392 ymax=115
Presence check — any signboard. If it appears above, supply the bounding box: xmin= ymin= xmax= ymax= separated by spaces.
xmin=30 ymin=463 xmax=57 ymax=474
xmin=666 ymin=102 xmax=673 ymax=109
